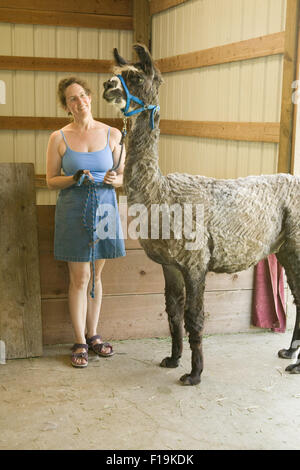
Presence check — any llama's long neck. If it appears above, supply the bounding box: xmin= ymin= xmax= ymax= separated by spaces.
xmin=124 ymin=109 xmax=165 ymax=206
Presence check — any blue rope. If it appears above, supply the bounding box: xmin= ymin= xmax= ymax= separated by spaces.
xmin=76 ymin=175 xmax=112 ymax=299
xmin=74 ymin=124 xmax=126 ymax=298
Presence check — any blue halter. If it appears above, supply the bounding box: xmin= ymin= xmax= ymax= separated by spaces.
xmin=117 ymin=74 xmax=160 ymax=130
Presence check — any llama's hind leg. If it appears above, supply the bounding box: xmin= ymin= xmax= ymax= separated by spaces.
xmin=276 ymin=250 xmax=300 ymax=372
xmin=179 ymin=269 xmax=206 ymax=386
xmin=160 ymin=264 xmax=185 ymax=369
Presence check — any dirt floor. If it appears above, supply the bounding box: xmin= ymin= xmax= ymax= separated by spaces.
xmin=0 ymin=330 xmax=300 ymax=450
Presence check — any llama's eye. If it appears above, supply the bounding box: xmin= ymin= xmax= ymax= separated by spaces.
xmin=138 ymin=77 xmax=144 ymax=83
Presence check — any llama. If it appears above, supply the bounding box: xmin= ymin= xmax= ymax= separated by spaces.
xmin=103 ymin=44 xmax=300 ymax=385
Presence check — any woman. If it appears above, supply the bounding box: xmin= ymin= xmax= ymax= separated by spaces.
xmin=46 ymin=77 xmax=126 ymax=368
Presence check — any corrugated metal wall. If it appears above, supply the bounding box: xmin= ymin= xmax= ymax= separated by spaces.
xmin=152 ymin=0 xmax=287 ymax=178
xmin=0 ymin=24 xmax=133 ymax=204
xmin=0 ymin=1 xmax=288 ymax=202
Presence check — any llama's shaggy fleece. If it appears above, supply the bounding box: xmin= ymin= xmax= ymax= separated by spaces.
xmin=103 ymin=44 xmax=300 ymax=385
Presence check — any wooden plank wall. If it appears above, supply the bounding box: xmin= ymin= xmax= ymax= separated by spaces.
xmin=38 ymin=205 xmax=260 ymax=345
xmin=39 ymin=204 xmax=295 ymax=344
xmin=0 ymin=0 xmax=133 ymax=29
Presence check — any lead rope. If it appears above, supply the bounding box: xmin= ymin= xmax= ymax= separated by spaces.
xmin=111 ymin=117 xmax=127 ymax=172
xmin=81 ymin=180 xmax=102 ymax=298
xmin=77 ymin=119 xmax=127 ymax=298
xmin=109 ymin=117 xmax=127 ymax=260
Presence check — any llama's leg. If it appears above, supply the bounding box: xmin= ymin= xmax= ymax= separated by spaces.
xmin=180 ymin=269 xmax=206 ymax=386
xmin=276 ymin=250 xmax=300 ymax=373
xmin=284 ymin=305 xmax=300 ymax=373
xmin=160 ymin=264 xmax=185 ymax=368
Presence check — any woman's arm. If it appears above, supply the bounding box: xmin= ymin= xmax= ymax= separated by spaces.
xmin=46 ymin=131 xmax=76 ymax=190
xmin=103 ymin=127 xmax=126 ymax=188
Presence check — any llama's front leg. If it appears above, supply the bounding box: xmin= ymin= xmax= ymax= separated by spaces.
xmin=278 ymin=306 xmax=300 ymax=359
xmin=180 ymin=270 xmax=206 ymax=386
xmin=160 ymin=264 xmax=185 ymax=369
xmin=280 ymin=306 xmax=300 ymax=373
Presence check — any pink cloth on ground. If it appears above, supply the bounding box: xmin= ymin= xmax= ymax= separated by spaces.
xmin=252 ymin=254 xmax=286 ymax=333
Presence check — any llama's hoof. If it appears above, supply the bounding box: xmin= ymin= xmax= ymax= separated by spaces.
xmin=278 ymin=348 xmax=296 ymax=359
xmin=179 ymin=373 xmax=201 ymax=386
xmin=160 ymin=356 xmax=179 ymax=368
xmin=285 ymin=362 xmax=300 ymax=374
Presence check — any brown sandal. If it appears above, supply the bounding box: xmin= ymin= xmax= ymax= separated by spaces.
xmin=71 ymin=343 xmax=88 ymax=368
xmin=86 ymin=335 xmax=114 ymax=357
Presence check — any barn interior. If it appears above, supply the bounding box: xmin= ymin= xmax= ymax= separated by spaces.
xmin=0 ymin=0 xmax=299 ymax=451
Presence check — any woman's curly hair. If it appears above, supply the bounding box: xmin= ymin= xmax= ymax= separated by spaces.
xmin=57 ymin=77 xmax=92 ymax=115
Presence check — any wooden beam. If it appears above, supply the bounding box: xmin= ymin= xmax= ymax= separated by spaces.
xmin=150 ymin=0 xmax=189 ymax=16
xmin=35 ymin=174 xmax=48 ymax=189
xmin=159 ymin=120 xmax=280 ymax=143
xmin=0 ymin=116 xmax=123 ymax=131
xmin=0 ymin=7 xmax=133 ymax=30
xmin=1 ymin=116 xmax=279 ymax=144
xmin=133 ymin=0 xmax=151 ymax=52
xmin=0 ymin=55 xmax=113 ymax=73
xmin=155 ymin=32 xmax=285 ymax=73
xmin=278 ymin=0 xmax=300 ymax=173
xmin=291 ymin=26 xmax=300 ymax=175
xmin=291 ymin=21 xmax=300 ymax=175
xmin=0 ymin=0 xmax=133 ymax=16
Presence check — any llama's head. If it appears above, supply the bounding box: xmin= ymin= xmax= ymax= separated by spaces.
xmin=103 ymin=43 xmax=162 ymax=114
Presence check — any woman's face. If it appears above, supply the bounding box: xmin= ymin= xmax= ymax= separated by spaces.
xmin=64 ymin=83 xmax=91 ymax=118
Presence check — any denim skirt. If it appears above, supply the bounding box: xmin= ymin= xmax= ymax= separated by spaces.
xmin=54 ymin=184 xmax=126 ymax=262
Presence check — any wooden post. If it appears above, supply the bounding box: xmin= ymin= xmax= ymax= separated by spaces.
xmin=133 ymin=0 xmax=151 ymax=51
xmin=150 ymin=0 xmax=189 ymax=16
xmin=0 ymin=163 xmax=43 ymax=359
xmin=291 ymin=24 xmax=300 ymax=174
xmin=278 ymin=0 xmax=300 ymax=173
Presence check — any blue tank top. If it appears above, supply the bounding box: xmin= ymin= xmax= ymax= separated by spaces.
xmin=60 ymin=128 xmax=113 ymax=183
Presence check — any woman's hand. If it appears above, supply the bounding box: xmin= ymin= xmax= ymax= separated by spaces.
xmin=103 ymin=170 xmax=117 ymax=186
xmin=73 ymin=169 xmax=95 ymax=182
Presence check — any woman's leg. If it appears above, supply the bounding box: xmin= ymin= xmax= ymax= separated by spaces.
xmin=86 ymin=259 xmax=111 ymax=354
xmin=68 ymin=261 xmax=91 ymax=366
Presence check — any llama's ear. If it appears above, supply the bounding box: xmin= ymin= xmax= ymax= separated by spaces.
xmin=133 ymin=43 xmax=155 ymax=77
xmin=113 ymin=48 xmax=128 ymax=66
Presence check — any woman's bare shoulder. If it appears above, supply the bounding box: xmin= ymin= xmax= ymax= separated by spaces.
xmin=109 ymin=125 xmax=122 ymax=141
xmin=49 ymin=129 xmax=63 ymax=143
xmin=47 ymin=129 xmax=66 ymax=157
